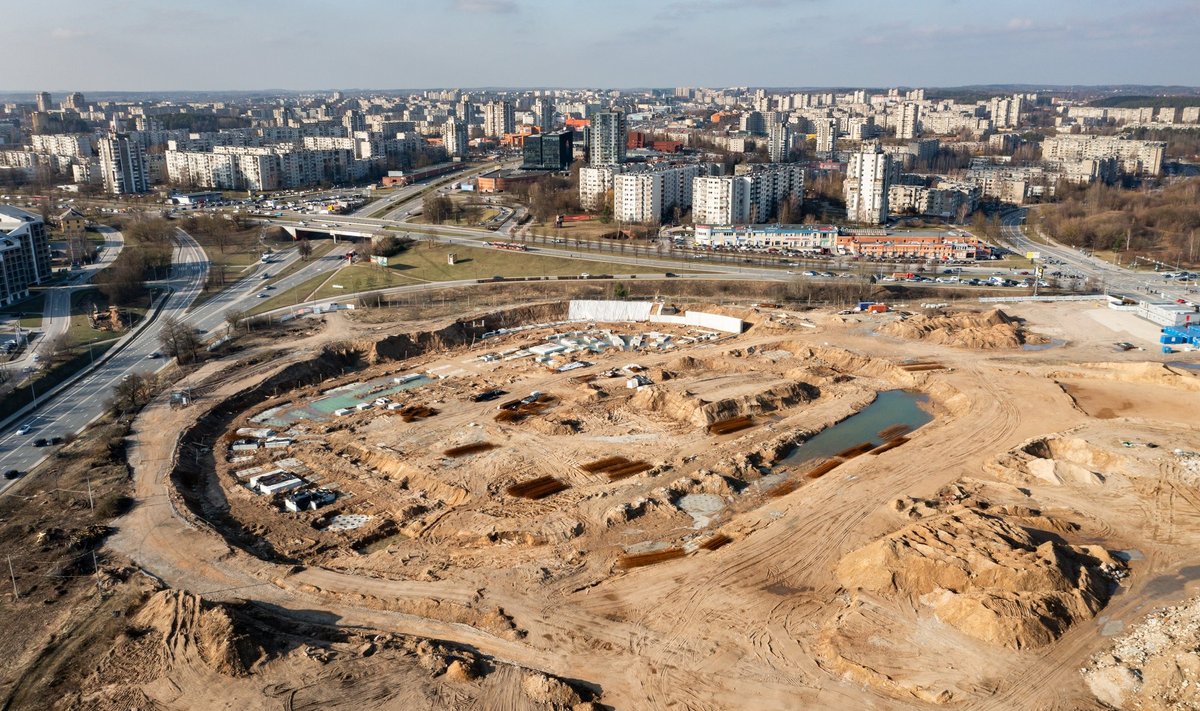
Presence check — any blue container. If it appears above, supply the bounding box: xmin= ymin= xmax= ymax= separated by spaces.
xmin=1163 ymin=346 xmax=1175 ymax=354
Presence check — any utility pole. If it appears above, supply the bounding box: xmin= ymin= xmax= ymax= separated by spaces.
xmin=92 ymin=551 xmax=102 ymax=597
xmin=7 ymin=555 xmax=17 ymax=599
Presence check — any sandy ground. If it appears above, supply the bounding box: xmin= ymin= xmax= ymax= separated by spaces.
xmin=100 ymin=299 xmax=1200 ymax=710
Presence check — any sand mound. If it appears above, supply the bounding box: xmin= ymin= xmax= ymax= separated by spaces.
xmin=130 ymin=590 xmax=263 ymax=677
xmin=880 ymin=309 xmax=1044 ymax=349
xmin=1052 ymin=361 xmax=1200 ymax=392
xmin=836 ymin=506 xmax=1122 ymax=649
xmin=1084 ymin=595 xmax=1200 ymax=710
xmin=522 ymin=671 xmax=583 ymax=708
xmin=630 ymin=380 xmax=818 ymax=426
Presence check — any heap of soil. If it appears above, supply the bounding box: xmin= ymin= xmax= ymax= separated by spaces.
xmin=835 ymin=505 xmax=1122 ymax=649
xmin=129 ymin=590 xmax=264 ymax=677
xmin=1084 ymin=594 xmax=1200 ymax=710
xmin=880 ymin=309 xmax=1046 ymax=349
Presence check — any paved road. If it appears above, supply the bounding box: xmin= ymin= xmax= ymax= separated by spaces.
xmin=1000 ymin=209 xmax=1194 ymax=302
xmin=0 ymin=229 xmax=207 ymax=481
xmin=3 ymin=225 xmax=126 ymax=372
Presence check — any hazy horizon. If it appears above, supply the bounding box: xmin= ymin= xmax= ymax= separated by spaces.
xmin=7 ymin=0 xmax=1200 ymax=92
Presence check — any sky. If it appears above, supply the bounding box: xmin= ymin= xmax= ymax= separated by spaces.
xmin=6 ymin=0 xmax=1200 ymax=92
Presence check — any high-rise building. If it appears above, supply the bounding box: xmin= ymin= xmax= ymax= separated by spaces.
xmin=767 ymin=121 xmax=791 ymax=162
xmin=533 ymin=98 xmax=555 ymax=132
xmin=521 ymin=131 xmax=573 ymax=171
xmin=443 ymin=118 xmax=469 ymax=159
xmin=844 ymin=141 xmax=892 ymax=224
xmin=692 ymin=164 xmax=803 ymax=225
xmin=588 ymin=111 xmax=626 ymax=167
xmin=612 ymin=163 xmax=708 ymax=224
xmin=35 ymin=92 xmax=52 ymax=113
xmin=0 ymin=206 xmax=52 ymax=305
xmin=98 ymin=133 xmax=150 ymax=194
xmin=740 ymin=110 xmax=766 ymax=135
xmin=483 ymin=100 xmax=515 ymax=137
xmin=456 ymin=99 xmax=473 ymax=123
xmin=815 ymin=118 xmax=838 ymax=155
xmin=579 ymin=166 xmax=616 ymax=210
xmin=896 ymin=102 xmax=920 ymax=140
xmin=65 ymin=92 xmax=86 ymax=111
xmin=342 ymin=110 xmax=366 ymax=134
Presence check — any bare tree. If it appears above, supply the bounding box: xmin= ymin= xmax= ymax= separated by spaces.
xmin=158 ymin=316 xmax=202 ymax=363
xmin=224 ymin=309 xmax=246 ymax=333
xmin=108 ymin=372 xmax=159 ymax=416
xmin=297 ymin=238 xmax=313 ymax=261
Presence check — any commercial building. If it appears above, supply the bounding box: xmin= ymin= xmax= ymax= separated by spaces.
xmin=0 ymin=206 xmax=52 ymax=306
xmin=522 ymin=131 xmax=573 ymax=171
xmin=844 ymin=141 xmax=892 ymax=224
xmin=691 ymin=164 xmax=803 ymax=225
xmin=836 ymin=233 xmax=990 ymax=261
xmin=589 ymin=111 xmax=627 ymax=167
xmin=483 ymin=100 xmax=515 ymax=138
xmin=98 ymin=133 xmax=150 ymax=194
xmin=693 ymin=224 xmax=838 ymax=251
xmin=35 ymin=92 xmax=52 ymax=113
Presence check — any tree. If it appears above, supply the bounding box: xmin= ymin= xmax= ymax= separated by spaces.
xmin=158 ymin=316 xmax=202 ymax=364
xmin=371 ymin=235 xmax=415 ymax=258
xmin=613 ymin=282 xmax=629 ymax=299
xmin=423 ymin=195 xmax=454 ymax=225
xmin=224 ymin=309 xmax=246 ymax=333
xmin=297 ymin=238 xmax=313 ymax=261
xmin=108 ymin=372 xmax=159 ymax=416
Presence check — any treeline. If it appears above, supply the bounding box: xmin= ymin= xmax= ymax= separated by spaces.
xmin=93 ymin=217 xmax=174 ymax=305
xmin=1092 ymin=96 xmax=1200 ymax=109
xmin=1035 ymin=179 xmax=1200 ymax=261
xmin=158 ymin=114 xmax=252 ymax=132
xmin=1124 ymin=127 xmax=1200 ymax=161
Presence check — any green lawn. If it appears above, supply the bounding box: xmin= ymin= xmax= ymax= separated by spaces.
xmin=0 ymin=293 xmax=46 ymax=329
xmin=248 ymin=242 xmax=697 ymax=314
xmin=67 ymin=288 xmax=153 ymax=347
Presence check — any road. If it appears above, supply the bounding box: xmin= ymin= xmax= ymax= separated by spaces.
xmin=3 ymin=225 xmax=125 ymax=372
xmin=1000 ymin=209 xmax=1193 ymax=302
xmin=0 ymin=229 xmax=207 ymax=480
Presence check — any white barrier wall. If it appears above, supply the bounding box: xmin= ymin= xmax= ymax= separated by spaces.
xmin=569 ymin=300 xmax=654 ymax=322
xmin=567 ymin=300 xmax=744 ymax=334
xmin=683 ymin=310 xmax=744 ymax=334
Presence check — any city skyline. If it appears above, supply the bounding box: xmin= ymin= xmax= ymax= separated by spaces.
xmin=6 ymin=0 xmax=1200 ymax=92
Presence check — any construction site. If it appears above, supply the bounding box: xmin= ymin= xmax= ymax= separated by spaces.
xmin=5 ymin=292 xmax=1200 ymax=710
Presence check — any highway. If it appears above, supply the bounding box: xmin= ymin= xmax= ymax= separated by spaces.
xmin=0 ymin=229 xmax=207 ymax=482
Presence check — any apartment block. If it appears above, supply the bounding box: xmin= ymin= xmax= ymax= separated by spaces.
xmin=692 ymin=164 xmax=803 ymax=225
xmin=98 ymin=133 xmax=150 ymax=194
xmin=844 ymin=141 xmax=892 ymax=224
xmin=612 ymin=163 xmax=707 ymax=224
xmin=0 ymin=206 xmax=52 ymax=306
xmin=1041 ymin=134 xmax=1165 ymax=176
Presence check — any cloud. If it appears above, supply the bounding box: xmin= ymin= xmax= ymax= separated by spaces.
xmin=50 ymin=27 xmax=92 ymax=40
xmin=452 ymin=0 xmax=519 ymax=13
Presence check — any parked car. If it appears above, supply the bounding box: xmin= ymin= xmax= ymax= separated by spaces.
xmin=3 ymin=469 xmax=20 ymax=480
xmin=33 ymin=438 xmax=48 ymax=447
